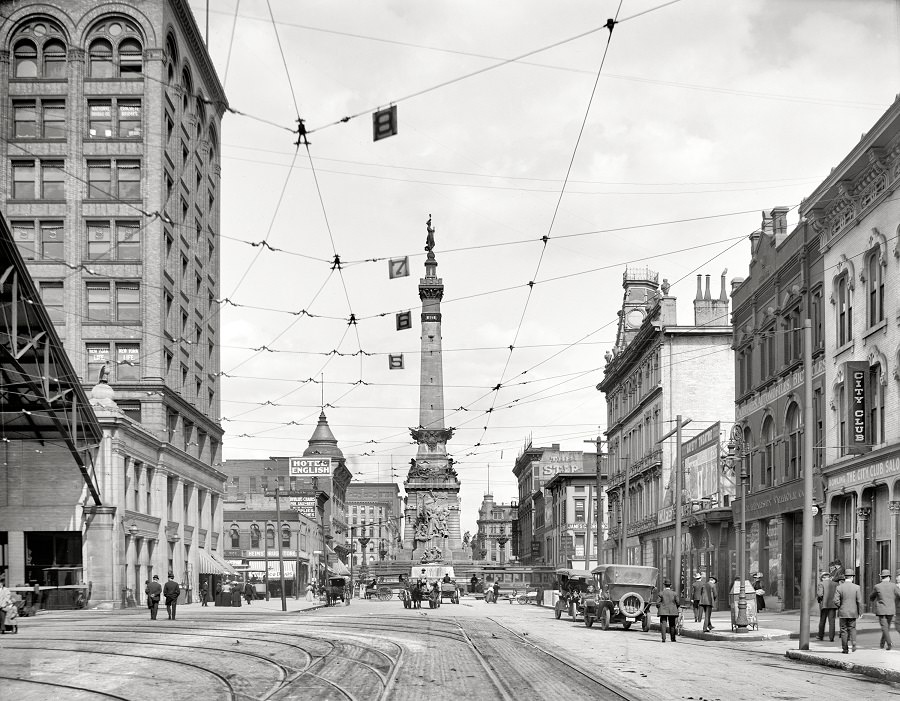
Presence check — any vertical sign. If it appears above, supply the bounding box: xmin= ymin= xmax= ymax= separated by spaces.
xmin=373 ymin=105 xmax=398 ymax=141
xmin=845 ymin=361 xmax=869 ymax=454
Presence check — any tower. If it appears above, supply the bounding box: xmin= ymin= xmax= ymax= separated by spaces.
xmin=403 ymin=218 xmax=462 ymax=561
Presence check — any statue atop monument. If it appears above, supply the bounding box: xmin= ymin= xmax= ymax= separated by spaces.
xmin=425 ymin=214 xmax=435 ymax=252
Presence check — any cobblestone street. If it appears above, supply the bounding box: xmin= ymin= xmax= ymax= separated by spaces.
xmin=3 ymin=597 xmax=900 ymax=699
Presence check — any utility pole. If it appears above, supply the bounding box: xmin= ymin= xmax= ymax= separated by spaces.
xmin=658 ymin=416 xmax=691 ymax=596
xmin=274 ymin=482 xmax=287 ymax=612
xmin=799 ymin=320 xmax=814 ymax=650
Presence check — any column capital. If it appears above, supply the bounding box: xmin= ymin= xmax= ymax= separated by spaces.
xmin=889 ymin=501 xmax=900 ymax=514
xmin=857 ymin=506 xmax=871 ymax=520
xmin=825 ymin=513 xmax=840 ymax=526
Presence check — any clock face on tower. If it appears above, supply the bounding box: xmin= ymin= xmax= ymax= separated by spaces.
xmin=626 ymin=309 xmax=644 ymax=328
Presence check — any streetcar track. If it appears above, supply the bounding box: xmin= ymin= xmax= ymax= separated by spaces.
xmin=0 ymin=673 xmax=133 ymax=701
xmin=0 ymin=643 xmax=242 ymax=700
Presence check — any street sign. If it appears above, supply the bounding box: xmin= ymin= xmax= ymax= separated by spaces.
xmin=289 ymin=457 xmax=332 ymax=476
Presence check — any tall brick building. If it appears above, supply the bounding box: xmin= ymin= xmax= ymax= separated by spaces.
xmin=0 ymin=0 xmax=229 ymax=606
xmin=599 ymin=268 xmax=735 ymax=597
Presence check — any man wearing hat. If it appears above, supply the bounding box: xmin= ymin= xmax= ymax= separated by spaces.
xmin=816 ymin=570 xmax=838 ymax=641
xmin=163 ymin=572 xmax=181 ymax=621
xmin=833 ymin=568 xmax=863 ymax=653
xmin=700 ymin=575 xmax=717 ymax=632
xmin=145 ymin=574 xmax=162 ymax=621
xmin=870 ymin=569 xmax=899 ymax=650
xmin=690 ymin=572 xmax=705 ymax=623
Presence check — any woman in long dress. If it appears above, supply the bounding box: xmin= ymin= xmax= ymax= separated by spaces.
xmin=305 ymin=582 xmax=314 ymax=602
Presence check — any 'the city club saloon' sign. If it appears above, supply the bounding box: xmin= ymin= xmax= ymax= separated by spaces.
xmin=845 ymin=361 xmax=869 ymax=454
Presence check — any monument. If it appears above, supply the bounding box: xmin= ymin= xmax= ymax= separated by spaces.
xmin=403 ymin=217 xmax=464 ymax=562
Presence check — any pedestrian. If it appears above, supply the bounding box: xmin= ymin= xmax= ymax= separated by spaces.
xmin=471 ymin=573 xmax=478 ymax=594
xmin=199 ymin=581 xmax=209 ymax=607
xmin=833 ymin=568 xmax=863 ymax=654
xmin=657 ymin=579 xmax=680 ymax=643
xmin=306 ymin=582 xmax=314 ymax=602
xmin=894 ymin=571 xmax=900 ymax=639
xmin=492 ymin=580 xmax=500 ymax=604
xmin=243 ymin=580 xmax=254 ymax=605
xmin=145 ymin=574 xmax=162 ymax=620
xmin=700 ymin=575 xmax=717 ymax=632
xmin=690 ymin=572 xmax=704 ymax=622
xmin=163 ymin=572 xmax=180 ymax=620
xmin=753 ymin=572 xmax=766 ymax=612
xmin=870 ymin=569 xmax=897 ymax=650
xmin=816 ymin=571 xmax=838 ymax=641
xmin=0 ymin=575 xmax=12 ymax=633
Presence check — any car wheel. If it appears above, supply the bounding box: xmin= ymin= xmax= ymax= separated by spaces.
xmin=517 ymin=595 xmax=528 ymax=605
xmin=642 ymin=614 xmax=650 ymax=632
xmin=601 ymin=607 xmax=610 ymax=630
xmin=618 ymin=592 xmax=645 ymax=618
xmin=585 ymin=613 xmax=594 ymax=628
xmin=554 ymin=605 xmax=561 ymax=620
xmin=623 ymin=621 xmax=632 ymax=630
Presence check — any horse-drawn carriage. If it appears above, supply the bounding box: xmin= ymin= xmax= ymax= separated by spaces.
xmin=403 ymin=565 xmax=459 ymax=608
xmin=554 ymin=568 xmax=594 ymax=621
xmin=324 ymin=576 xmax=348 ymax=606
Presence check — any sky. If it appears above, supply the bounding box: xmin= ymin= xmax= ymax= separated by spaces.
xmin=190 ymin=0 xmax=900 ymax=535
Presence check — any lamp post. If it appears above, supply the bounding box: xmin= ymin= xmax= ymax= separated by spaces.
xmin=262 ymin=522 xmax=270 ymax=602
xmin=729 ymin=423 xmax=749 ymax=634
xmin=379 ymin=539 xmax=388 ymax=562
xmin=497 ymin=527 xmax=509 ymax=566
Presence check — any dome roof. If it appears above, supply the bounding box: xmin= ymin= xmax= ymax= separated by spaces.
xmin=303 ymin=411 xmax=344 ymax=459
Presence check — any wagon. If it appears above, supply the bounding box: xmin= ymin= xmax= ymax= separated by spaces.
xmin=440 ymin=581 xmax=460 ymax=604
xmin=583 ymin=564 xmax=658 ymax=631
xmin=324 ymin=576 xmax=348 ymax=606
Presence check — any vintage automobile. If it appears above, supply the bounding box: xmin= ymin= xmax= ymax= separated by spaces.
xmin=583 ymin=564 xmax=658 ymax=631
xmin=553 ymin=568 xmax=594 ymax=621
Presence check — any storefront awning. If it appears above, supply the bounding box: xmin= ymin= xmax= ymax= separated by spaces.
xmin=199 ymin=549 xmax=239 ymax=575
xmin=328 ymin=560 xmax=351 ymax=576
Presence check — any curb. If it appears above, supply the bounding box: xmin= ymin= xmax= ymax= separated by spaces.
xmin=785 ymin=650 xmax=900 ymax=683
xmin=648 ymin=621 xmax=791 ymax=642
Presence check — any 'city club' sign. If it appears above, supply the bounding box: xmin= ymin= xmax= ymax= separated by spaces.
xmin=846 ymin=361 xmax=869 ymax=454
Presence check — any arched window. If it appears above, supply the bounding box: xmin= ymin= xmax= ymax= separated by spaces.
xmin=249 ymin=523 xmax=260 ymax=548
xmin=118 ymin=37 xmax=143 ymax=75
xmin=181 ymin=67 xmax=193 ymax=113
xmin=785 ymin=403 xmax=802 ymax=480
xmin=836 ymin=274 xmax=852 ymax=346
xmin=742 ymin=426 xmax=754 ymax=493
xmin=230 ymin=526 xmax=240 ymax=548
xmin=281 ymin=525 xmax=291 ymax=548
xmin=13 ymin=40 xmax=38 ymax=77
xmin=265 ymin=525 xmax=275 ymax=549
xmin=89 ymin=39 xmax=114 ymax=78
xmin=868 ymin=364 xmax=884 ymax=445
xmin=761 ymin=416 xmax=775 ymax=488
xmin=42 ymin=38 xmax=66 ymax=77
xmin=866 ymin=251 xmax=884 ymax=327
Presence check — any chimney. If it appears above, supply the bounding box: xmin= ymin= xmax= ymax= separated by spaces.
xmin=694 ymin=272 xmax=715 ymax=326
xmin=704 ymin=274 xmax=711 ymax=300
xmin=695 ymin=275 xmax=703 ymax=301
xmin=719 ymin=269 xmax=728 ymax=302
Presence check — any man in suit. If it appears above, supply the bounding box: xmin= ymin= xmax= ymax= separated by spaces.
xmin=816 ymin=571 xmax=838 ymax=641
xmin=700 ymin=575 xmax=717 ymax=632
xmin=690 ymin=573 xmax=705 ymax=622
xmin=833 ymin=568 xmax=864 ymax=653
xmin=145 ymin=574 xmax=162 ymax=620
xmin=657 ymin=579 xmax=680 ymax=642
xmin=870 ymin=569 xmax=898 ymax=650
xmin=163 ymin=572 xmax=180 ymax=621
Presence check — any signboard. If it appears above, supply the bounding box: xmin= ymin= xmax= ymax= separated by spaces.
xmin=682 ymin=422 xmax=732 ymax=503
xmin=289 ymin=457 xmax=332 ymax=476
xmin=846 ymin=361 xmax=869 ymax=454
xmin=731 ymin=480 xmax=805 ymax=522
xmin=531 ymin=540 xmax=541 ymax=554
xmin=827 ymin=456 xmax=900 ymax=491
xmin=290 ymin=495 xmax=318 ymax=519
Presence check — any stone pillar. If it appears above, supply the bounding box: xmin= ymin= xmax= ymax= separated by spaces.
xmin=824 ymin=512 xmax=840 ymax=569
xmin=890 ymin=502 xmax=900 ymax=574
xmin=82 ymin=505 xmax=118 ymax=609
xmin=856 ymin=506 xmax=870 ymax=582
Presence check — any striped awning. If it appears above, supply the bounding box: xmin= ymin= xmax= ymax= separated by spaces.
xmin=198 ymin=549 xmax=239 ymax=575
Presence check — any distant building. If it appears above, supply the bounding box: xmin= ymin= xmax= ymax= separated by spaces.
xmin=541 ymin=471 xmax=601 ymax=570
xmin=346 ymin=482 xmax=403 ymax=568
xmin=599 ymin=268 xmax=735 ymax=594
xmin=512 ymin=442 xmax=596 ymax=564
xmin=221 ymin=412 xmax=352 ymax=591
xmin=474 ymin=494 xmax=518 ymax=564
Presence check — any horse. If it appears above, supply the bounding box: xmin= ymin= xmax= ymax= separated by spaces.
xmin=410 ymin=582 xmax=423 ymax=609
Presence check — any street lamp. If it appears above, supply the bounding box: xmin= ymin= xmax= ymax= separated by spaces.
xmin=265 ymin=463 xmax=288 ymax=612
xmin=729 ymin=424 xmax=749 ymax=634
xmin=497 ymin=527 xmax=509 ymax=566
xmin=379 ymin=539 xmax=388 ymax=562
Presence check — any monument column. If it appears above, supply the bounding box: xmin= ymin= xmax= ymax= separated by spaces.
xmin=403 ymin=218 xmax=462 ymax=561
